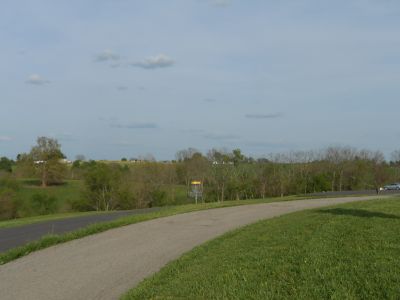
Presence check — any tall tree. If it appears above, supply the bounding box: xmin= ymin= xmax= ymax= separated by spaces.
xmin=84 ymin=163 xmax=123 ymax=211
xmin=29 ymin=137 xmax=66 ymax=187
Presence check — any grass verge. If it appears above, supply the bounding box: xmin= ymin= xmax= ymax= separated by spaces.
xmin=123 ymin=197 xmax=400 ymax=299
xmin=0 ymin=211 xmax=108 ymax=229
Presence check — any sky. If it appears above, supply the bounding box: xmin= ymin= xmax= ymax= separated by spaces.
xmin=1 ymin=0 xmax=400 ymax=160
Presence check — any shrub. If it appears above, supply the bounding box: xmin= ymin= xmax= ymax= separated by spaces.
xmin=150 ymin=189 xmax=167 ymax=207
xmin=0 ymin=189 xmax=16 ymax=220
xmin=31 ymin=193 xmax=58 ymax=215
xmin=0 ymin=174 xmax=20 ymax=191
xmin=0 ymin=157 xmax=14 ymax=173
xmin=83 ymin=163 xmax=124 ymax=211
xmin=68 ymin=196 xmax=92 ymax=212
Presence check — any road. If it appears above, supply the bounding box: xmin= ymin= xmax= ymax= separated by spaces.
xmin=0 ymin=195 xmax=392 ymax=300
xmin=309 ymin=189 xmax=399 ymax=197
xmin=0 ymin=208 xmax=160 ymax=253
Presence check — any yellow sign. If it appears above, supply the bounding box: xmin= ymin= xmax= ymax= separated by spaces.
xmin=191 ymin=181 xmax=202 ymax=185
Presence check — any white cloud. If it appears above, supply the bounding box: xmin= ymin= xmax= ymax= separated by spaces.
xmin=245 ymin=113 xmax=283 ymax=119
xmin=26 ymin=74 xmax=50 ymax=85
xmin=116 ymin=86 xmax=128 ymax=91
xmin=130 ymin=54 xmax=175 ymax=69
xmin=95 ymin=49 xmax=120 ymax=62
xmin=0 ymin=136 xmax=12 ymax=142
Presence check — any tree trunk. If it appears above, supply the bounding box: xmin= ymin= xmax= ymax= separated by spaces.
xmin=41 ymin=167 xmax=47 ymax=187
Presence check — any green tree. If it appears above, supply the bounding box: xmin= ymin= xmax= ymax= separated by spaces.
xmin=0 ymin=157 xmax=14 ymax=173
xmin=83 ymin=163 xmax=125 ymax=211
xmin=29 ymin=137 xmax=66 ymax=187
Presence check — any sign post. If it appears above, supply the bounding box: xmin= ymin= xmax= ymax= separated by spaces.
xmin=190 ymin=180 xmax=203 ymax=204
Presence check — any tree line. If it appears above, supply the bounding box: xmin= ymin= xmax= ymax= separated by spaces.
xmin=1 ymin=137 xmax=400 ymax=220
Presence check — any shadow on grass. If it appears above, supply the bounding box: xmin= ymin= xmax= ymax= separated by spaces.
xmin=20 ymin=179 xmax=67 ymax=187
xmin=318 ymin=208 xmax=400 ymax=219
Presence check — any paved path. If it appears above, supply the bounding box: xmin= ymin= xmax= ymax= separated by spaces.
xmin=0 ymin=195 xmax=389 ymax=300
xmin=0 ymin=208 xmax=160 ymax=253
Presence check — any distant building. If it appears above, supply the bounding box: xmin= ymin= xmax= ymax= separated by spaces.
xmin=59 ymin=159 xmax=72 ymax=164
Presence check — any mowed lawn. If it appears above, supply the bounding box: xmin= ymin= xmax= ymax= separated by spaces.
xmin=123 ymin=198 xmax=400 ymax=299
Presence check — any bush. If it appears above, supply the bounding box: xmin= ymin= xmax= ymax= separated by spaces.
xmin=68 ymin=196 xmax=92 ymax=212
xmin=31 ymin=193 xmax=58 ymax=215
xmin=150 ymin=189 xmax=167 ymax=207
xmin=0 ymin=157 xmax=14 ymax=173
xmin=83 ymin=163 xmax=124 ymax=211
xmin=0 ymin=174 xmax=20 ymax=191
xmin=0 ymin=189 xmax=17 ymax=220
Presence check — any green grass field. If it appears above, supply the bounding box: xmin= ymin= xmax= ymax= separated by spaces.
xmin=123 ymin=198 xmax=400 ymax=299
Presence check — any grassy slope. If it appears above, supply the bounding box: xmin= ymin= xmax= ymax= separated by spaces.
xmin=14 ymin=179 xmax=83 ymax=216
xmin=123 ymin=198 xmax=400 ymax=300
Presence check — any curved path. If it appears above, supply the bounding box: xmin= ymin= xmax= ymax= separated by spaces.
xmin=0 ymin=195 xmax=389 ymax=300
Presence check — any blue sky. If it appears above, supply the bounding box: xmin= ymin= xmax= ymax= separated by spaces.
xmin=1 ymin=0 xmax=400 ymax=160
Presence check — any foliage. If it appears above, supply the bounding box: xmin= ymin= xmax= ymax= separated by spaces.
xmin=0 ymin=157 xmax=14 ymax=173
xmin=0 ymin=174 xmax=20 ymax=191
xmin=30 ymin=137 xmax=66 ymax=187
xmin=3 ymin=145 xmax=400 ymax=220
xmin=0 ymin=175 xmax=20 ymax=220
xmin=12 ymin=179 xmax=82 ymax=218
xmin=0 ymin=189 xmax=17 ymax=220
xmin=30 ymin=193 xmax=58 ymax=215
xmin=83 ymin=163 xmax=125 ymax=211
xmin=16 ymin=137 xmax=67 ymax=187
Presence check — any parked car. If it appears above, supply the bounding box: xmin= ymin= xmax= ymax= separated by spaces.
xmin=383 ymin=183 xmax=400 ymax=191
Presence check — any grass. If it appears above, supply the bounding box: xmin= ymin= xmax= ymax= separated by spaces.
xmin=0 ymin=211 xmax=107 ymax=229
xmin=122 ymin=197 xmax=400 ymax=300
xmin=0 ymin=194 xmax=342 ymax=265
xmin=14 ymin=179 xmax=83 ymax=216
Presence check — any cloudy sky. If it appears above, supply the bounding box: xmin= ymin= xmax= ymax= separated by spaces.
xmin=1 ymin=0 xmax=400 ymax=160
